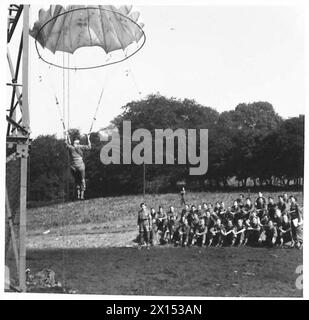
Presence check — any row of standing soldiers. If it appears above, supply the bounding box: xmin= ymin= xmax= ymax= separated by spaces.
xmin=137 ymin=192 xmax=303 ymax=249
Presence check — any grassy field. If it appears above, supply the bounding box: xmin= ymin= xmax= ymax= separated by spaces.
xmin=23 ymin=191 xmax=303 ymax=296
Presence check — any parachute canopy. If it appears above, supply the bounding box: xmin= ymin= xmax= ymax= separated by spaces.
xmin=30 ymin=5 xmax=145 ymax=55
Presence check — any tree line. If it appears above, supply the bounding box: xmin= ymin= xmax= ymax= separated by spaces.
xmin=28 ymin=94 xmax=304 ymax=202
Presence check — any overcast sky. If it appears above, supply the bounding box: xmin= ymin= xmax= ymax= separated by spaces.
xmin=6 ymin=1 xmax=306 ymax=138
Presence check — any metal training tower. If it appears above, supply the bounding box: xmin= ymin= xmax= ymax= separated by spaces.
xmin=5 ymin=4 xmax=30 ymax=292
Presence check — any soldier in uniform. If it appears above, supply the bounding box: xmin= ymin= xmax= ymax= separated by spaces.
xmin=289 ymin=196 xmax=303 ymax=249
xmin=255 ymin=192 xmax=266 ymax=206
xmin=208 ymin=218 xmax=226 ymax=247
xmin=241 ymin=198 xmax=254 ymax=222
xmin=214 ymin=202 xmax=221 ymax=215
xmin=65 ymin=133 xmax=91 ymax=200
xmin=255 ymin=196 xmax=267 ymax=222
xmin=234 ymin=219 xmax=246 ymax=247
xmin=196 ymin=204 xmax=204 ymax=218
xmin=217 ymin=201 xmax=227 ymax=223
xmin=157 ymin=206 xmax=168 ymax=244
xmin=278 ymin=214 xmax=293 ymax=246
xmin=137 ymin=203 xmax=152 ymax=248
xmin=267 ymin=197 xmax=277 ymax=220
xmin=192 ymin=219 xmax=207 ymax=246
xmin=166 ymin=206 xmax=178 ymax=244
xmin=244 ymin=216 xmax=261 ymax=246
xmin=202 ymin=202 xmax=208 ymax=214
xmin=180 ymin=187 xmax=186 ymax=206
xmin=277 ymin=195 xmax=288 ymax=216
xmin=187 ymin=205 xmax=197 ymax=228
xmin=263 ymin=220 xmax=278 ymax=247
xmin=283 ymin=193 xmax=289 ymax=204
xmin=150 ymin=207 xmax=158 ymax=245
xmin=177 ymin=218 xmax=191 ymax=247
xmin=237 ymin=194 xmax=245 ymax=209
xmin=231 ymin=200 xmax=241 ymax=223
xmin=223 ymin=219 xmax=236 ymax=246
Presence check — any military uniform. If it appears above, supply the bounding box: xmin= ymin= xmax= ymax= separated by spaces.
xmin=279 ymin=220 xmax=292 ymax=244
xmin=223 ymin=225 xmax=236 ymax=246
xmin=209 ymin=224 xmax=225 ymax=246
xmin=167 ymin=210 xmax=178 ymax=243
xmin=234 ymin=223 xmax=246 ymax=246
xmin=267 ymin=203 xmax=277 ymax=220
xmin=264 ymin=225 xmax=278 ymax=247
xmin=137 ymin=208 xmax=151 ymax=245
xmin=289 ymin=202 xmax=303 ymax=245
xmin=277 ymin=201 xmax=287 ymax=216
xmin=255 ymin=201 xmax=267 ymax=220
xmin=246 ymin=221 xmax=261 ymax=246
xmin=66 ymin=143 xmax=91 ymax=199
xmin=177 ymin=223 xmax=191 ymax=246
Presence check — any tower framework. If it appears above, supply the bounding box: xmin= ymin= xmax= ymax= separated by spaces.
xmin=5 ymin=4 xmax=30 ymax=292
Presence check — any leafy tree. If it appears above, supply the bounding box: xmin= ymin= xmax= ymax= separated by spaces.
xmin=29 ymin=134 xmax=73 ymax=201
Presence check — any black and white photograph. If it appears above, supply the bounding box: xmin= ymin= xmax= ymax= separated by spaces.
xmin=2 ymin=0 xmax=306 ymax=299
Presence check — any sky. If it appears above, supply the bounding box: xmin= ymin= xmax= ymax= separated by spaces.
xmin=5 ymin=1 xmax=306 ymax=138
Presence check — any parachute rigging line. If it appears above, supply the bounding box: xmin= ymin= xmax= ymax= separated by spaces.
xmin=33 ymin=6 xmax=146 ymax=70
xmin=88 ymin=86 xmax=105 ymax=134
xmin=88 ymin=68 xmax=115 ymax=134
xmin=125 ymin=63 xmax=142 ymax=97
xmin=40 ymin=70 xmax=66 ymax=134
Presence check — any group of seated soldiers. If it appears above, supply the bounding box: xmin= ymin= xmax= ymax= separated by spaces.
xmin=137 ymin=192 xmax=303 ymax=249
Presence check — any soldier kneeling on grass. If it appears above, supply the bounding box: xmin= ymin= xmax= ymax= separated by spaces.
xmin=191 ymin=218 xmax=207 ymax=247
xmin=234 ymin=219 xmax=246 ymax=247
xmin=208 ymin=218 xmax=225 ymax=247
xmin=175 ymin=218 xmax=191 ymax=247
xmin=262 ymin=220 xmax=278 ymax=247
xmin=166 ymin=206 xmax=178 ymax=244
xmin=244 ymin=216 xmax=261 ymax=247
xmin=278 ymin=214 xmax=293 ymax=246
xmin=137 ymin=203 xmax=152 ymax=248
xmin=223 ymin=219 xmax=236 ymax=247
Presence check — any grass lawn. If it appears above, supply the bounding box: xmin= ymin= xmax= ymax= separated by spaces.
xmin=26 ymin=246 xmax=302 ymax=297
xmin=21 ymin=190 xmax=304 ymax=296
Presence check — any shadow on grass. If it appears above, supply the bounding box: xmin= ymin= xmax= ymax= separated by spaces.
xmin=26 ymin=246 xmax=303 ymax=297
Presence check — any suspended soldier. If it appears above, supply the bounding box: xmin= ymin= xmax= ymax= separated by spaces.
xmin=65 ymin=133 xmax=91 ymax=200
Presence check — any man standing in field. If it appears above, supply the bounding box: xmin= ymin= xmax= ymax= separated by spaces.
xmin=289 ymin=196 xmax=303 ymax=249
xmin=65 ymin=133 xmax=91 ymax=200
xmin=180 ymin=187 xmax=186 ymax=206
xmin=137 ymin=203 xmax=152 ymax=249
xmin=166 ymin=206 xmax=178 ymax=243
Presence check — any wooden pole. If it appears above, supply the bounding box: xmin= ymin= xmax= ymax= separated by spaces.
xmin=19 ymin=4 xmax=30 ymax=292
xmin=5 ymin=189 xmax=19 ymax=273
xmin=143 ymin=163 xmax=146 ymax=198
